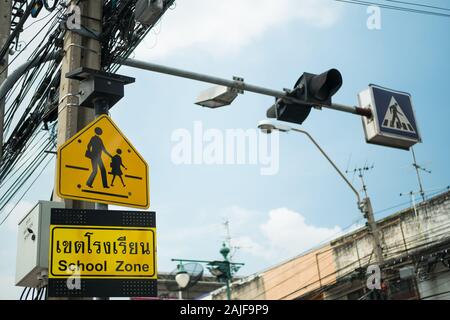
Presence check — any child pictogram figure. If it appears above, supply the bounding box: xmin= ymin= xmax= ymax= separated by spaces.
xmin=110 ymin=148 xmax=127 ymax=187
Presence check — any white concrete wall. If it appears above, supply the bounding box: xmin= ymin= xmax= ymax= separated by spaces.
xmin=331 ymin=191 xmax=450 ymax=285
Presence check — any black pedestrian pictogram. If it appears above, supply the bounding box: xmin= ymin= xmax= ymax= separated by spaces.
xmin=85 ymin=127 xmax=113 ymax=188
xmin=381 ymin=96 xmax=416 ymax=133
xmin=388 ymin=103 xmax=403 ymax=128
xmin=110 ymin=148 xmax=127 ymax=187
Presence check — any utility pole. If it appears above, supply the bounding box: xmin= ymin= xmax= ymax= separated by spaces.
xmin=0 ymin=0 xmax=12 ymax=161
xmin=352 ymin=166 xmax=384 ymax=265
xmin=54 ymin=0 xmax=102 ymax=208
xmin=54 ymin=0 xmax=103 ymax=300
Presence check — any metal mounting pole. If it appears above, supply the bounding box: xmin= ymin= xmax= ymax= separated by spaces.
xmin=120 ymin=58 xmax=371 ymax=118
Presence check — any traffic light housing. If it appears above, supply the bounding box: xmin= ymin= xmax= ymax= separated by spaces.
xmin=267 ymin=69 xmax=343 ymax=125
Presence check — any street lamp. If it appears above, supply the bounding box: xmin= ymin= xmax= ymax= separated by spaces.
xmin=175 ymin=263 xmax=190 ymax=300
xmin=195 ymin=85 xmax=240 ymax=108
xmin=171 ymin=242 xmax=244 ymax=300
xmin=257 ymin=119 xmax=384 ymax=266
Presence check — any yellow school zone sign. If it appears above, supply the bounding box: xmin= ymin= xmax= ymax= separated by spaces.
xmin=49 ymin=225 xmax=156 ymax=279
xmin=56 ymin=115 xmax=149 ymax=208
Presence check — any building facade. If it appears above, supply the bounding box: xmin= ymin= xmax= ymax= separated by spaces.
xmin=206 ymin=190 xmax=450 ymax=300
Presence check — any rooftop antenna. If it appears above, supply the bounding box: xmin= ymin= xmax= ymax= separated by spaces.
xmin=411 ymin=146 xmax=431 ymax=202
xmin=223 ymin=219 xmax=244 ymax=261
xmin=223 ymin=219 xmax=232 ymax=249
xmin=346 ymin=163 xmax=375 ymax=198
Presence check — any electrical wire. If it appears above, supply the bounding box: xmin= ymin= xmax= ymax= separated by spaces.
xmin=276 ymin=254 xmax=372 ymax=300
xmin=228 ymin=189 xmax=450 ymax=300
xmin=246 ymin=250 xmax=366 ymax=300
xmin=0 ymin=132 xmax=49 ymax=188
xmin=0 ymin=153 xmax=54 ymax=226
xmin=23 ymin=9 xmax=56 ymax=32
xmin=332 ymin=0 xmax=450 ymax=18
xmin=386 ymin=0 xmax=450 ymax=12
xmin=312 ymin=240 xmax=450 ymax=300
xmin=0 ymin=6 xmax=64 ymax=213
xmin=0 ymin=1 xmax=175 ymax=226
xmin=301 ymin=239 xmax=450 ymax=300
xmin=0 ymin=6 xmax=62 ymax=80
xmin=237 ymin=193 xmax=450 ymax=300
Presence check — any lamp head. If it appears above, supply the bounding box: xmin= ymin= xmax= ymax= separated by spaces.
xmin=195 ymin=85 xmax=239 ymax=108
xmin=175 ymin=263 xmax=191 ymax=289
xmin=258 ymin=120 xmax=291 ymax=134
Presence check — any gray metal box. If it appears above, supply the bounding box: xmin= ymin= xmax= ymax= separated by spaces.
xmin=15 ymin=201 xmax=65 ymax=288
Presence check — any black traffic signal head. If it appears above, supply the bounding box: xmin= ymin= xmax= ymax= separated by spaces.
xmin=266 ymin=97 xmax=312 ymax=125
xmin=298 ymin=68 xmax=342 ymax=106
xmin=267 ymin=69 xmax=342 ymax=125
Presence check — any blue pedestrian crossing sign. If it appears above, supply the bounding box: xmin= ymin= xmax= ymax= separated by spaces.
xmin=359 ymin=84 xmax=421 ymax=150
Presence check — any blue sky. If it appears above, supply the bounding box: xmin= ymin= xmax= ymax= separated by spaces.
xmin=1 ymin=0 xmax=449 ymax=299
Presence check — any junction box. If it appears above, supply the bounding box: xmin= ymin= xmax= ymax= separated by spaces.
xmin=15 ymin=201 xmax=65 ymax=288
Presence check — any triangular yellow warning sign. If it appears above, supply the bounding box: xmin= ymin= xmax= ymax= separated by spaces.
xmin=56 ymin=115 xmax=149 ymax=209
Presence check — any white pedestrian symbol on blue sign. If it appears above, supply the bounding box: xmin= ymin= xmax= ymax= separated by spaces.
xmin=381 ymin=96 xmax=416 ymax=134
xmin=371 ymin=85 xmax=420 ymax=141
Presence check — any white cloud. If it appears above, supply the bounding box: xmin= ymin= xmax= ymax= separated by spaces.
xmin=221 ymin=206 xmax=343 ymax=262
xmin=260 ymin=207 xmax=342 ymax=257
xmin=136 ymin=0 xmax=342 ymax=60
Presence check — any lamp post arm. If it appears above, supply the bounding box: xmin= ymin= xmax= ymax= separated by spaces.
xmin=291 ymin=128 xmax=362 ymax=207
xmin=171 ymin=258 xmax=213 ymax=264
xmin=172 ymin=258 xmax=244 ymax=267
